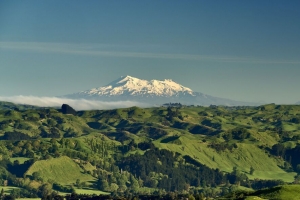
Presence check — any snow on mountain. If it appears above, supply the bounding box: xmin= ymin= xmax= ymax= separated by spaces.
xmin=79 ymin=75 xmax=194 ymax=97
xmin=64 ymin=75 xmax=257 ymax=106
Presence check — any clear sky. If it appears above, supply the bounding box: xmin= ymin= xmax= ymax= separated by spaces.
xmin=0 ymin=0 xmax=300 ymax=104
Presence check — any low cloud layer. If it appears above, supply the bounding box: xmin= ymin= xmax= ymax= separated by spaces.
xmin=0 ymin=96 xmax=150 ymax=110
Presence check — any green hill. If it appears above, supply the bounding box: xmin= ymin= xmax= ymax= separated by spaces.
xmin=25 ymin=156 xmax=95 ymax=184
xmin=1 ymin=104 xmax=300 ymax=182
xmin=0 ymin=101 xmax=41 ymax=111
xmin=225 ymin=185 xmax=300 ymax=200
xmin=254 ymin=185 xmax=300 ymax=200
xmin=156 ymin=136 xmax=295 ymax=181
xmin=1 ymin=103 xmax=300 ymax=198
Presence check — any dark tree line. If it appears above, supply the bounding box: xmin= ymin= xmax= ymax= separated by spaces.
xmin=117 ymin=148 xmax=226 ymax=191
xmin=271 ymin=143 xmax=300 ymax=172
xmin=1 ymin=132 xmax=32 ymax=140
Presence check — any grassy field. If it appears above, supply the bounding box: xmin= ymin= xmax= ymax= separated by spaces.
xmin=219 ymin=184 xmax=300 ymax=200
xmin=74 ymin=188 xmax=109 ymax=195
xmin=0 ymin=186 xmax=22 ymax=194
xmin=25 ymin=156 xmax=95 ymax=185
xmin=252 ymin=185 xmax=300 ymax=200
xmin=155 ymin=135 xmax=296 ymax=181
xmin=56 ymin=188 xmax=109 ymax=196
xmin=10 ymin=157 xmax=31 ymax=164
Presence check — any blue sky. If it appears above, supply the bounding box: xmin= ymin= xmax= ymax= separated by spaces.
xmin=0 ymin=0 xmax=300 ymax=104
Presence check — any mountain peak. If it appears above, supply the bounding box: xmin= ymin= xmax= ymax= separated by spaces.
xmin=119 ymin=75 xmax=136 ymax=80
xmin=64 ymin=75 xmax=254 ymax=106
xmin=78 ymin=76 xmax=194 ymax=97
xmin=117 ymin=75 xmax=143 ymax=84
xmin=106 ymin=75 xmax=142 ymax=86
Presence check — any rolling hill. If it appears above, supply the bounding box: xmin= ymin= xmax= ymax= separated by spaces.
xmin=0 ymin=102 xmax=300 ymax=198
xmin=223 ymin=185 xmax=300 ymax=200
xmin=25 ymin=156 xmax=95 ymax=184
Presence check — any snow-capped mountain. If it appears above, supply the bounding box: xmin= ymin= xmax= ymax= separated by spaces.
xmin=74 ymin=75 xmax=194 ymax=97
xmin=64 ymin=75 xmax=255 ymax=106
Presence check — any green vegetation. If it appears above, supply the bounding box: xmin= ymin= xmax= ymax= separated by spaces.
xmin=74 ymin=188 xmax=109 ymax=195
xmin=0 ymin=102 xmax=300 ymax=199
xmin=223 ymin=184 xmax=300 ymax=200
xmin=256 ymin=185 xmax=300 ymax=200
xmin=25 ymin=156 xmax=95 ymax=184
xmin=0 ymin=186 xmax=22 ymax=194
xmin=0 ymin=101 xmax=41 ymax=111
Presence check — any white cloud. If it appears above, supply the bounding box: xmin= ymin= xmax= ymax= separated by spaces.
xmin=0 ymin=96 xmax=150 ymax=110
xmin=1 ymin=41 xmax=299 ymax=64
xmin=0 ymin=41 xmax=234 ymax=61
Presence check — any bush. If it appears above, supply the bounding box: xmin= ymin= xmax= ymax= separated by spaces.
xmin=53 ymin=183 xmax=75 ymax=193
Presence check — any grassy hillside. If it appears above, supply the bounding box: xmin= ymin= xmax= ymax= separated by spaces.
xmin=1 ymin=104 xmax=300 ymax=182
xmin=224 ymin=185 xmax=300 ymax=200
xmin=0 ymin=101 xmax=41 ymax=111
xmin=1 ymin=103 xmax=300 ymax=198
xmin=254 ymin=185 xmax=300 ymax=200
xmin=0 ymin=186 xmax=23 ymax=195
xmin=155 ymin=136 xmax=295 ymax=181
xmin=94 ymin=105 xmax=299 ymax=181
xmin=25 ymin=156 xmax=95 ymax=184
